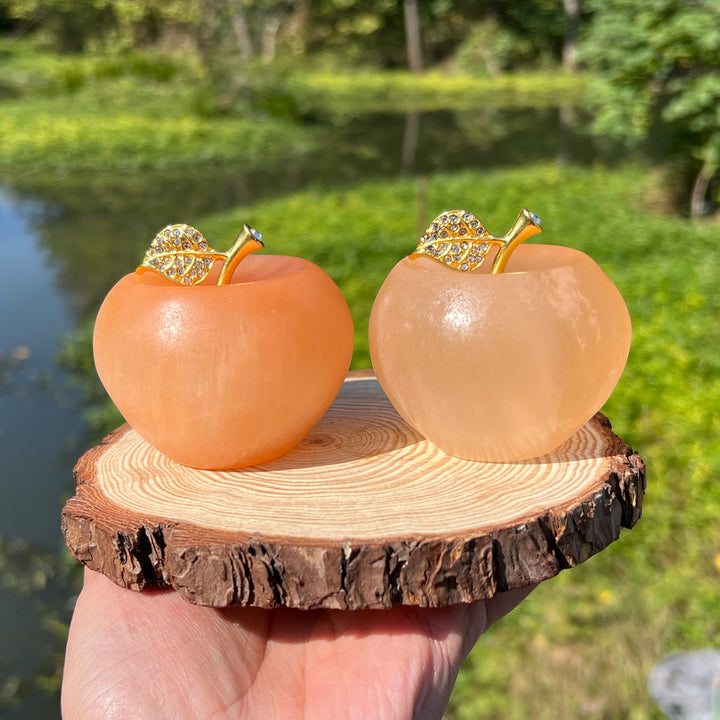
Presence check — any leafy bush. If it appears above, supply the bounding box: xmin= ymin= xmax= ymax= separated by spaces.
xmin=580 ymin=0 xmax=720 ymax=214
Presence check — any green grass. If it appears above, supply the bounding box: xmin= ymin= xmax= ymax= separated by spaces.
xmin=0 ymin=38 xmax=195 ymax=96
xmin=0 ymin=74 xmax=314 ymax=173
xmin=189 ymin=163 xmax=720 ymax=718
xmin=0 ymin=97 xmax=313 ymax=172
xmin=0 ymin=39 xmax=314 ymax=173
xmin=287 ymin=69 xmax=587 ymax=116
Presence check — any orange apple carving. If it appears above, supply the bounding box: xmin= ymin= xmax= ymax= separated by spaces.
xmin=93 ymin=223 xmax=354 ymax=470
xmin=369 ymin=209 xmax=631 ymax=463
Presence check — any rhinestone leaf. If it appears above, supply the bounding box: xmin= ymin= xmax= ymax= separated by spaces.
xmin=411 ymin=209 xmax=490 ymax=271
xmin=139 ymin=224 xmax=225 ymax=286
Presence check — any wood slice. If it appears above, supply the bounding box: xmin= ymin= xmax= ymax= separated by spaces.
xmin=62 ymin=373 xmax=645 ymax=610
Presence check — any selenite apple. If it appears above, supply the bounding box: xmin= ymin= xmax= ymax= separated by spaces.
xmin=93 ymin=223 xmax=354 ymax=470
xmin=369 ymin=209 xmax=631 ymax=463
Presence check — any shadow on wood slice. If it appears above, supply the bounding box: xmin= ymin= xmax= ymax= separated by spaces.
xmin=62 ymin=373 xmax=645 ymax=609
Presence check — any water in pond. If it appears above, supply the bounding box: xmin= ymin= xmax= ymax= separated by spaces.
xmin=0 ymin=106 xmax=620 ymax=717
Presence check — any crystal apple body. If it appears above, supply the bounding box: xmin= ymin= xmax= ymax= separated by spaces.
xmin=93 ymin=255 xmax=354 ymax=469
xmin=369 ymin=244 xmax=631 ymax=462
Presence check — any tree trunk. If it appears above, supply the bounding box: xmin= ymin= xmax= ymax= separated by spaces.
xmin=563 ymin=0 xmax=580 ymax=71
xmin=403 ymin=0 xmax=423 ymax=73
xmin=262 ymin=15 xmax=281 ymax=61
xmin=228 ymin=0 xmax=255 ymax=60
xmin=280 ymin=0 xmax=312 ymax=57
xmin=691 ymin=163 xmax=714 ymax=219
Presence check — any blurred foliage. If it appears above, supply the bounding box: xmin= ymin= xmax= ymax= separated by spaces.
xmin=450 ymin=0 xmax=575 ymax=76
xmin=0 ymin=40 xmax=315 ymax=173
xmin=580 ymin=0 xmax=720 ymax=211
xmin=0 ymin=38 xmax=587 ymax=178
xmin=2 ymin=0 xmax=719 ymax=201
xmin=0 ymin=37 xmax=194 ymax=97
xmin=287 ymin=69 xmax=586 ymax=117
xmin=0 ymin=0 xmax=579 ymax=112
xmin=1 ymin=0 xmax=568 ymax=66
xmin=0 ymin=99 xmax=311 ymax=172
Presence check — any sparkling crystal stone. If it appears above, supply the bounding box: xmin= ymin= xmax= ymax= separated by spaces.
xmin=460 ymin=263 xmax=469 ymax=271
xmin=529 ymin=211 xmax=542 ymax=226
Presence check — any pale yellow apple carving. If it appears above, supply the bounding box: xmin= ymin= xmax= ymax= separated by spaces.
xmin=369 ymin=209 xmax=631 ymax=463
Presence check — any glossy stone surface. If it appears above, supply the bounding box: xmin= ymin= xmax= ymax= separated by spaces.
xmin=369 ymin=244 xmax=631 ymax=462
xmin=93 ymin=255 xmax=354 ymax=469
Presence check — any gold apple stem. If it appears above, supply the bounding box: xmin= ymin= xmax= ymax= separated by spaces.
xmin=217 ymin=224 xmax=265 ymax=286
xmin=489 ymin=208 xmax=543 ymax=274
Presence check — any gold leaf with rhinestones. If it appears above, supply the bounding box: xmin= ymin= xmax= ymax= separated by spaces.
xmin=411 ymin=210 xmax=491 ymax=271
xmin=138 ymin=224 xmax=223 ymax=286
xmin=137 ymin=223 xmax=264 ymax=286
xmin=410 ymin=208 xmax=542 ymax=274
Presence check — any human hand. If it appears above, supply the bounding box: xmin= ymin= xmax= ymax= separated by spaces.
xmin=62 ymin=567 xmax=532 ymax=720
